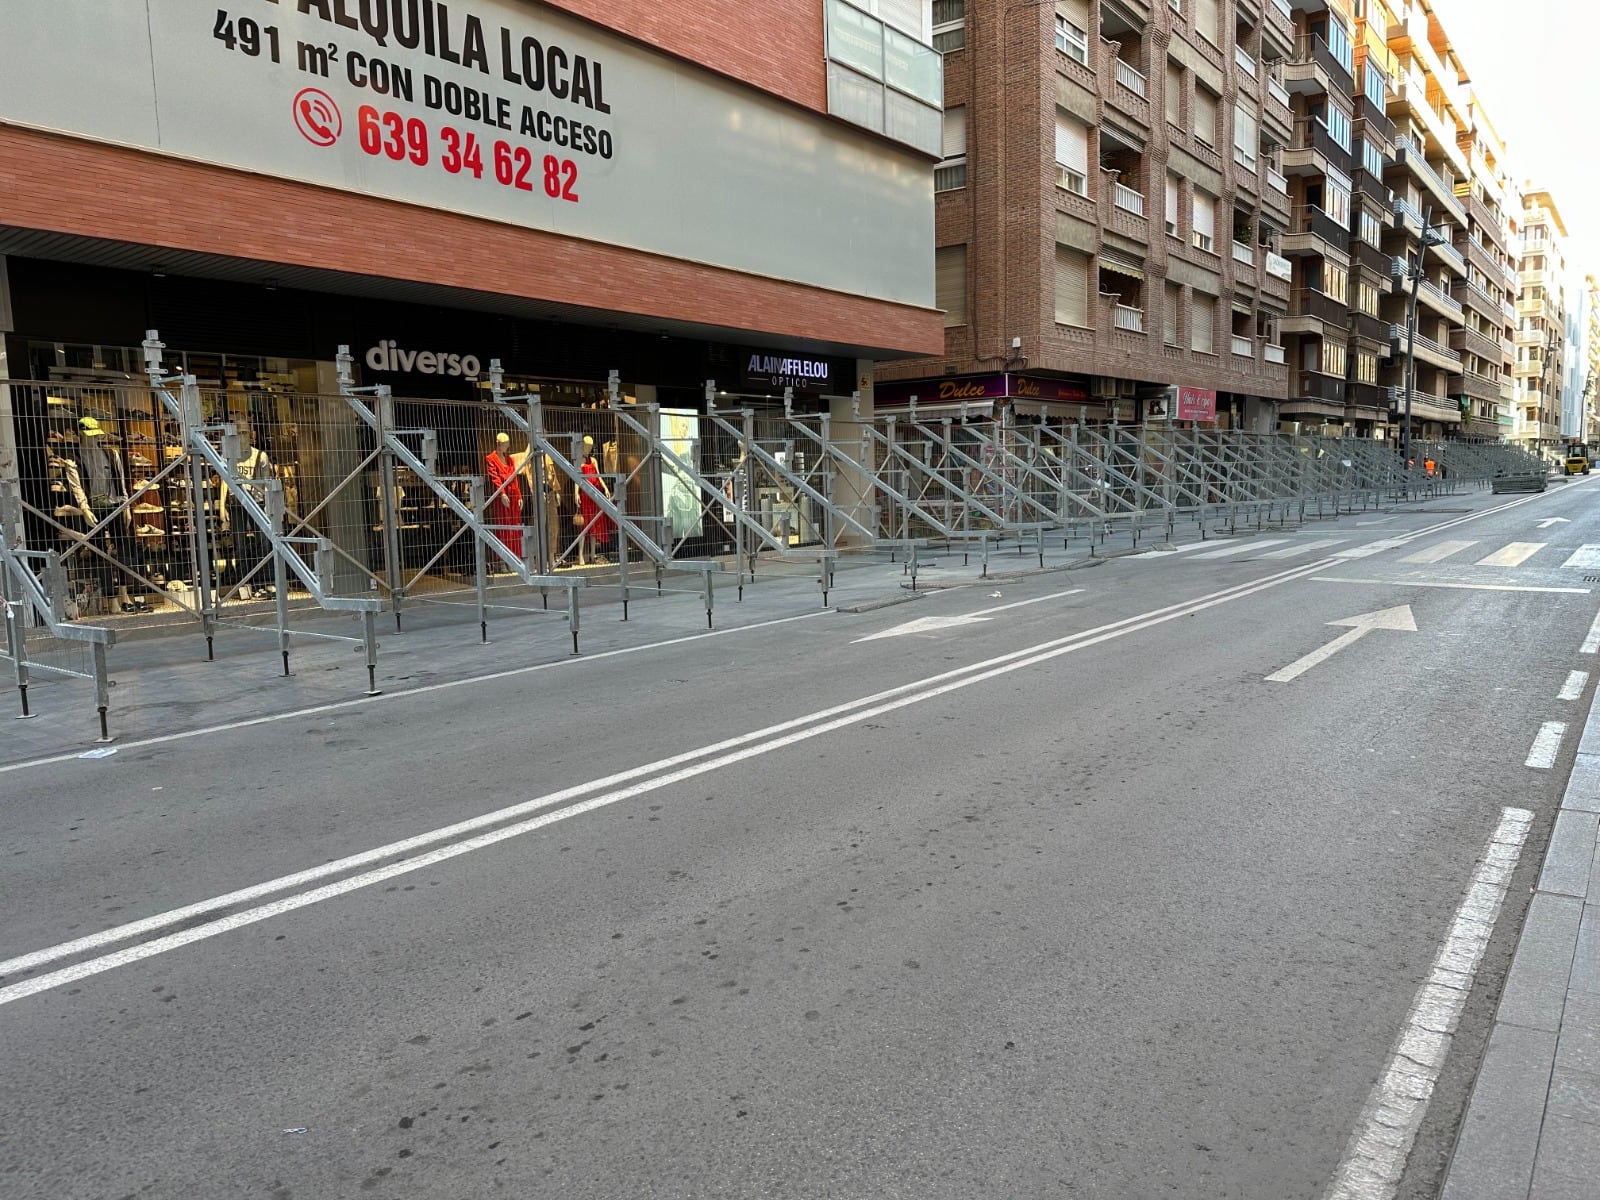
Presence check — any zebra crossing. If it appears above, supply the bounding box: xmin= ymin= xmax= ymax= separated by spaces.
xmin=1135 ymin=536 xmax=1600 ymax=573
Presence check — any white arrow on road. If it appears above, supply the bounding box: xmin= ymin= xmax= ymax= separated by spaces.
xmin=854 ymin=613 xmax=993 ymax=641
xmin=1266 ymin=604 xmax=1416 ymax=683
xmin=1537 ymin=517 xmax=1572 ymax=529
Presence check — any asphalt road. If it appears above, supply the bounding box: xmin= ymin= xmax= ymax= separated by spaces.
xmin=4 ymin=479 xmax=1598 ymax=1199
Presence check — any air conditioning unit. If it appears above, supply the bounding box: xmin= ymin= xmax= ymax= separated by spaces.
xmin=1089 ymin=376 xmax=1119 ymax=399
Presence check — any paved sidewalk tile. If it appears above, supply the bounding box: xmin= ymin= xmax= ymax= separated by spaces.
xmin=1442 ymin=1022 xmax=1556 ymax=1200
xmin=1538 ymin=811 xmax=1599 ymax=898
xmin=1556 ymin=991 xmax=1600 ymax=1077
xmin=1532 ymin=1114 xmax=1600 ymax=1183
xmin=1573 ymin=905 xmax=1600 ymax=997
xmin=1546 ymin=1064 xmax=1600 ymax=1125
xmin=1562 ymin=753 xmax=1600 ymax=813
xmin=1498 ymin=894 xmax=1585 ymax=1032
xmin=1528 ymin=1166 xmax=1600 ymax=1200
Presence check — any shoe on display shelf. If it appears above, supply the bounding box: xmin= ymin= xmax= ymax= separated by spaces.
xmin=129 ymin=452 xmax=154 ymax=468
xmin=133 ymin=502 xmax=163 ymax=514
xmin=135 ymin=524 xmax=164 ymax=536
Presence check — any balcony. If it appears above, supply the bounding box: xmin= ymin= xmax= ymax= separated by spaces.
xmin=1113 ymin=302 xmax=1145 ymax=333
xmin=1232 ymin=334 xmax=1255 ymax=357
xmin=1289 ymin=288 xmax=1348 ymax=327
xmin=1295 ymin=370 xmax=1348 ymax=405
xmin=1113 ymin=182 xmax=1146 ymax=216
xmin=1283 ymin=34 xmax=1355 ymax=97
xmin=1234 ymin=44 xmax=1257 ymax=80
xmin=1232 ymin=241 xmax=1256 ymax=266
xmin=1451 ymin=277 xmax=1505 ymax=324
xmin=1346 ymin=381 xmax=1389 ymax=413
xmin=1354 ymin=96 xmax=1395 ymax=146
xmin=1267 ymin=165 xmax=1288 ymax=195
xmin=1115 ymin=57 xmax=1147 ymax=99
xmin=1265 ymin=251 xmax=1293 ymax=281
xmin=1264 ymin=342 xmax=1287 ymax=364
xmin=1390 ymin=259 xmax=1464 ymax=319
xmin=1282 ymin=205 xmax=1350 ymax=258
xmin=1450 ymin=369 xmax=1503 ymax=403
xmin=1267 ymin=75 xmax=1291 ymax=109
xmin=1426 ymin=235 xmax=1466 ymax=278
xmin=1389 ymin=323 xmax=1463 ymax=371
xmin=1283 ymin=118 xmax=1352 ymax=177
xmin=1462 ymin=191 xmax=1508 ymax=252
xmin=1352 ymin=168 xmax=1389 ymax=206
xmin=1351 ymin=311 xmax=1390 ymax=346
xmin=1455 ymin=235 xmax=1499 ymax=281
xmin=1353 ymin=240 xmax=1390 ymax=282
xmin=1393 ymin=194 xmax=1424 ymax=233
xmin=1391 ymin=137 xmax=1468 ymax=226
xmin=1451 ymin=325 xmax=1504 ymax=361
xmin=1269 ymin=0 xmax=1292 ymax=26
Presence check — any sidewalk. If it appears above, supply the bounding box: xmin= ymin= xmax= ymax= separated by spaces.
xmin=0 ymin=523 xmax=1165 ymax=764
xmin=1440 ymin=691 xmax=1600 ymax=1197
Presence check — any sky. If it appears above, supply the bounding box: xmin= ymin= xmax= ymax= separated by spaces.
xmin=1429 ymin=0 xmax=1599 ymax=279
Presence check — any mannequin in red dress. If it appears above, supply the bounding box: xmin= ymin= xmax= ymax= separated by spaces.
xmin=577 ymin=434 xmax=614 ymax=565
xmin=485 ymin=432 xmax=525 ymax=560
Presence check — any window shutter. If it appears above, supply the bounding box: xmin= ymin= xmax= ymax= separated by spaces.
xmin=1055 ymin=246 xmax=1090 ymax=327
xmin=1233 ymin=106 xmax=1255 ymax=152
xmin=1192 ymin=191 xmax=1215 ymax=241
xmin=1165 ymin=174 xmax=1180 ymax=232
xmin=1195 ymin=0 xmax=1218 ymax=43
xmin=1054 ymin=111 xmax=1088 ymax=171
xmin=1055 ymin=0 xmax=1089 ymax=26
xmin=936 ymin=245 xmax=967 ymax=326
xmin=1164 ymin=283 xmax=1180 ymax=345
xmin=1165 ymin=62 xmax=1182 ymax=125
xmin=943 ymin=105 xmax=967 ymax=158
xmin=1194 ymin=88 xmax=1217 ymax=145
xmin=1192 ymin=293 xmax=1215 ymax=354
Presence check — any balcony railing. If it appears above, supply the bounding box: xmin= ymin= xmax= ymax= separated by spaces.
xmin=1352 ymin=312 xmax=1390 ymax=345
xmin=1232 ymin=335 xmax=1255 ymax=357
xmin=1267 ymin=166 xmax=1288 ymax=194
xmin=1290 ymin=34 xmax=1354 ymax=92
xmin=1389 ymin=323 xmax=1464 ymax=368
xmin=1392 ymin=137 xmax=1468 ymax=225
xmin=1113 ymin=182 xmax=1146 ymax=216
xmin=1346 ymin=381 xmax=1389 ymax=411
xmin=1293 ymin=289 xmax=1348 ymax=325
xmin=1354 ymin=96 xmax=1395 ymax=145
xmin=1115 ymin=58 xmax=1147 ymax=99
xmin=1393 ymin=194 xmax=1423 ymax=232
xmin=1265 ymin=251 xmax=1292 ymax=280
xmin=1427 ymin=235 xmax=1465 ymax=275
xmin=1270 ymin=0 xmax=1291 ymax=22
xmin=1267 ymin=75 xmax=1291 ymax=109
xmin=1234 ymin=44 xmax=1257 ymax=78
xmin=1295 ymin=371 xmax=1347 ymax=405
xmin=1113 ymin=302 xmax=1145 ymax=332
xmin=1291 ymin=118 xmax=1352 ymax=173
xmin=1295 ymin=205 xmax=1350 ymax=254
xmin=1232 ymin=241 xmax=1255 ymax=266
xmin=1389 ymin=259 xmax=1464 ymax=316
xmin=1264 ymin=342 xmax=1287 ymax=364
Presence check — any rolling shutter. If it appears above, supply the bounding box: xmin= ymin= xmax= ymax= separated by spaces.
xmin=1054 ymin=246 xmax=1090 ymax=327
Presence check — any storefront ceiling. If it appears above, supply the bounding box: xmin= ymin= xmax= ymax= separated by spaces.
xmin=0 ymin=227 xmax=893 ymax=362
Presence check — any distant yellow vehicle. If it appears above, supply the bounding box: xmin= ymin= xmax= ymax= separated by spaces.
xmin=1564 ymin=442 xmax=1592 ymax=476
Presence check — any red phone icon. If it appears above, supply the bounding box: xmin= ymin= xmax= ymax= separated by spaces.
xmin=293 ymin=89 xmax=341 ymax=147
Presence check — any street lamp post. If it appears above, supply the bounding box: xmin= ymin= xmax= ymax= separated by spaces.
xmin=1401 ymin=205 xmax=1445 ymax=484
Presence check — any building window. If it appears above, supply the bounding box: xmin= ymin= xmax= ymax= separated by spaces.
xmin=1055 ymin=13 xmax=1089 ymax=65
xmin=823 ymin=0 xmax=942 ymax=155
xmin=1195 ymin=0 xmax=1219 ymax=46
xmin=932 ymin=0 xmax=965 ymax=52
xmin=1233 ymin=106 xmax=1257 ymax=169
xmin=1164 ymin=283 xmax=1182 ymax=346
xmin=1192 ymin=190 xmax=1216 ymax=253
xmin=1356 ymin=280 xmax=1379 ymax=316
xmin=936 ymin=105 xmax=968 ymax=191
xmin=1359 ymin=210 xmax=1384 ymax=247
xmin=1055 ymin=245 xmax=1091 ymax=327
xmin=1320 ymin=340 xmax=1348 ymax=377
xmin=1194 ymin=86 xmax=1218 ymax=148
xmin=1165 ymin=60 xmax=1183 ymax=127
xmin=1192 ymin=293 xmax=1216 ymax=354
xmin=1055 ymin=109 xmax=1090 ymax=195
xmin=1165 ymin=173 xmax=1181 ymax=236
xmin=936 ymin=244 xmax=968 ymax=326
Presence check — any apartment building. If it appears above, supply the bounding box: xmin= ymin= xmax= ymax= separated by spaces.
xmin=1587 ymin=275 xmax=1600 ymax=444
xmin=1513 ymin=188 xmax=1571 ymax=453
xmin=876 ymin=0 xmax=1296 ymax=428
xmin=1373 ymin=0 xmax=1471 ymax=444
xmin=1453 ymin=90 xmax=1518 ymax=440
xmin=1278 ymin=0 xmax=1392 ymax=438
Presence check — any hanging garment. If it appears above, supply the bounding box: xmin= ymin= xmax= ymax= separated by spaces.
xmin=484 ymin=451 xmax=524 ymax=558
xmin=578 ymin=458 xmax=614 ymax=543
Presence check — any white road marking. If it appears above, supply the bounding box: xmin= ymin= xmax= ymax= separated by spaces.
xmin=1526 ymin=722 xmax=1566 ymax=769
xmin=1400 ymin=540 xmax=1478 ymax=564
xmin=1188 ymin=538 xmax=1289 ymax=559
xmin=1558 ymin=671 xmax=1588 ymax=701
xmin=1259 ymin=540 xmax=1345 ymax=560
xmin=1128 ymin=542 xmax=1222 ymax=559
xmin=0 ymin=558 xmax=1341 ymax=1006
xmin=1321 ymin=807 xmax=1532 ymax=1200
xmin=1331 ymin=539 xmax=1405 ymax=560
xmin=1476 ymin=542 xmax=1546 ymax=567
xmin=1582 ymin=609 xmax=1600 ymax=654
xmin=1536 ymin=518 xmax=1571 ymax=529
xmin=1310 ymin=577 xmax=1589 ymax=594
xmin=852 ymin=588 xmax=1085 ymax=642
xmin=1560 ymin=544 xmax=1600 ymax=569
xmin=1265 ymin=605 xmax=1416 ymax=683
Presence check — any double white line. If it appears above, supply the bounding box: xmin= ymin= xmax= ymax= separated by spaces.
xmin=0 ymin=557 xmax=1335 ymax=1008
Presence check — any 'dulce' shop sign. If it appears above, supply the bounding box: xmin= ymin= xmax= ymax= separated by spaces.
xmin=0 ymin=0 xmax=931 ymax=310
